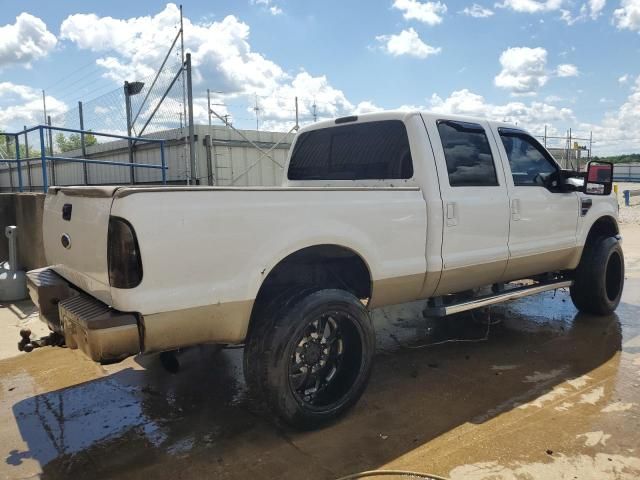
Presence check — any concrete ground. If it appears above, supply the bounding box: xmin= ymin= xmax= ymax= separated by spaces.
xmin=1 ymin=228 xmax=640 ymax=479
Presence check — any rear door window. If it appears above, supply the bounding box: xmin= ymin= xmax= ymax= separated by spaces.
xmin=287 ymin=120 xmax=413 ymax=180
xmin=436 ymin=120 xmax=499 ymax=187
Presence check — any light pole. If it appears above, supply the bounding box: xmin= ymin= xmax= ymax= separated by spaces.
xmin=124 ymin=80 xmax=145 ymax=184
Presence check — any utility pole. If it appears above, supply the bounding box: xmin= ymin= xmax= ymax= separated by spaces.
xmin=47 ymin=115 xmax=56 ymax=185
xmin=124 ymin=81 xmax=135 ymax=184
xmin=79 ymin=101 xmax=89 ymax=184
xmin=180 ymin=4 xmax=189 ymax=185
xmin=312 ymin=99 xmax=317 ymax=122
xmin=24 ymin=125 xmax=32 ymax=190
xmin=295 ymin=96 xmax=299 ymax=130
xmin=254 ymin=93 xmax=260 ymax=131
xmin=207 ymin=88 xmax=212 ymax=130
xmin=186 ymin=53 xmax=196 ymax=185
xmin=42 ymin=90 xmax=47 ymax=124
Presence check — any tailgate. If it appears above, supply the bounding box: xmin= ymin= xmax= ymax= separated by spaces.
xmin=43 ymin=186 xmax=119 ymax=305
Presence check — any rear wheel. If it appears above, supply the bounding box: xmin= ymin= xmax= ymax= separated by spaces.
xmin=570 ymin=236 xmax=624 ymax=315
xmin=243 ymin=289 xmax=375 ymax=429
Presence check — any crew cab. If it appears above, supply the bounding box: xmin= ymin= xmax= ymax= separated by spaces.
xmin=26 ymin=111 xmax=623 ymax=429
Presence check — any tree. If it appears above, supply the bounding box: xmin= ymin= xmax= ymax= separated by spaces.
xmin=55 ymin=132 xmax=97 ymax=153
xmin=0 ymin=129 xmax=37 ymax=159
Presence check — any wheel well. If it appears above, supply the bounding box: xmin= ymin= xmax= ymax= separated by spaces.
xmin=585 ymin=216 xmax=619 ymax=246
xmin=251 ymin=245 xmax=372 ymax=321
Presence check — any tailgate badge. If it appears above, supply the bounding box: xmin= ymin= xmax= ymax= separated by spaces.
xmin=61 ymin=234 xmax=71 ymax=249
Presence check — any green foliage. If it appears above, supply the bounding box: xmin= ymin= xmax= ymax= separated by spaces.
xmin=55 ymin=132 xmax=98 ymax=153
xmin=0 ymin=131 xmax=37 ymax=159
xmin=592 ymin=153 xmax=640 ymax=164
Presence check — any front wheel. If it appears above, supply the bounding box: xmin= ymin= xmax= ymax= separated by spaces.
xmin=570 ymin=236 xmax=624 ymax=315
xmin=243 ymin=289 xmax=375 ymax=430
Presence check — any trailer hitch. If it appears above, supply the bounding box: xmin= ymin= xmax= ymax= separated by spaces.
xmin=17 ymin=328 xmax=64 ymax=352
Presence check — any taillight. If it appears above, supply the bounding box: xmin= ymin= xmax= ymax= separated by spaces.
xmin=108 ymin=217 xmax=143 ymax=289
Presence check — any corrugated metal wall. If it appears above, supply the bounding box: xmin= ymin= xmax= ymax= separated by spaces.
xmin=0 ymin=125 xmax=293 ymax=191
xmin=613 ymin=164 xmax=640 ymax=182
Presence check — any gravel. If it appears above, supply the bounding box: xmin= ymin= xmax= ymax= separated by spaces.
xmin=615 ymin=182 xmax=640 ymax=224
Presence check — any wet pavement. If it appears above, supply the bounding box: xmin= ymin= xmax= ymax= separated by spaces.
xmin=1 ymin=227 xmax=640 ymax=479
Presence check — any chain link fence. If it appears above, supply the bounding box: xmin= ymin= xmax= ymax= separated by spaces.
xmin=49 ymin=59 xmax=187 ymax=143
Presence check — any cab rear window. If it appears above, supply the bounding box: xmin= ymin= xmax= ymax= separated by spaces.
xmin=287 ymin=120 xmax=414 ymax=180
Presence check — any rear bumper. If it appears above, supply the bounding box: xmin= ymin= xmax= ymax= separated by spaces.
xmin=26 ymin=267 xmax=141 ymax=363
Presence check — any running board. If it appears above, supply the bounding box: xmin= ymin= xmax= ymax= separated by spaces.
xmin=424 ymin=280 xmax=573 ymax=317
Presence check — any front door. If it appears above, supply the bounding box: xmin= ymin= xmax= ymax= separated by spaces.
xmin=424 ymin=118 xmax=511 ymax=295
xmin=494 ymin=128 xmax=579 ymax=281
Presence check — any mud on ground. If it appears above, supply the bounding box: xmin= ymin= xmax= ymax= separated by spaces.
xmin=1 ymin=226 xmax=640 ymax=480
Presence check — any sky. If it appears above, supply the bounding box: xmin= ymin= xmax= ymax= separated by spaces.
xmin=0 ymin=0 xmax=639 ymax=154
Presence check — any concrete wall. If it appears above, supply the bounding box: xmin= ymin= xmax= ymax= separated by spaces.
xmin=0 ymin=193 xmax=46 ymax=271
xmin=0 ymin=194 xmax=16 ymax=263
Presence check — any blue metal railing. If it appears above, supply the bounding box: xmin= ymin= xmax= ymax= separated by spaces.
xmin=0 ymin=125 xmax=167 ymax=192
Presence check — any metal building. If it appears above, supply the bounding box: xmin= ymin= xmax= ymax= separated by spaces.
xmin=0 ymin=125 xmax=294 ymax=191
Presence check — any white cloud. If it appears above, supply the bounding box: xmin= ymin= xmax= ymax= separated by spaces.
xmin=461 ymin=4 xmax=495 ymax=17
xmin=387 ymin=85 xmax=640 ymax=154
xmin=495 ymin=0 xmax=563 ymax=13
xmin=60 ymin=4 xmax=287 ymax=93
xmin=614 ymin=0 xmax=640 ymax=31
xmin=392 ymin=0 xmax=448 ymax=25
xmin=580 ymin=75 xmax=640 ymax=153
xmin=556 ymin=63 xmax=579 ymax=77
xmin=376 ymin=28 xmax=442 ymax=58
xmin=495 ymin=47 xmax=548 ymax=95
xmin=251 ymin=0 xmax=283 ymax=15
xmin=259 ymin=71 xmax=354 ymax=121
xmin=429 ymin=88 xmax=574 ymax=133
xmin=0 ymin=13 xmax=57 ymax=68
xmin=0 ymin=82 xmax=66 ymax=129
xmin=353 ymin=101 xmax=384 ymax=114
xmin=619 ymin=73 xmax=631 ymax=83
xmin=560 ymin=7 xmax=586 ymax=24
xmin=58 ymin=4 xmax=364 ymax=133
xmin=588 ymin=0 xmax=606 ymax=19
xmin=560 ymin=0 xmax=605 ymax=24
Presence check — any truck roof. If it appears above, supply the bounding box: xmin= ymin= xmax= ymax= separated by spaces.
xmin=297 ymin=110 xmax=526 ymax=136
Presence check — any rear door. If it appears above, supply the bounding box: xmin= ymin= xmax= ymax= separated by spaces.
xmin=493 ymin=128 xmax=579 ymax=281
xmin=43 ymin=186 xmax=116 ymax=305
xmin=424 ymin=118 xmax=510 ymax=295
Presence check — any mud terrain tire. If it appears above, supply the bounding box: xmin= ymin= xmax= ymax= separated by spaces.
xmin=570 ymin=236 xmax=624 ymax=315
xmin=243 ymin=289 xmax=375 ymax=430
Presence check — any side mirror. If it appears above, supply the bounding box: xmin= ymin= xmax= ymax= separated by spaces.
xmin=584 ymin=161 xmax=613 ymax=196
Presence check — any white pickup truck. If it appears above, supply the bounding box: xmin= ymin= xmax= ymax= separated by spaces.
xmin=26 ymin=111 xmax=622 ymax=429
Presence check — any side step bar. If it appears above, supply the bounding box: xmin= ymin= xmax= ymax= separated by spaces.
xmin=424 ymin=279 xmax=573 ymax=317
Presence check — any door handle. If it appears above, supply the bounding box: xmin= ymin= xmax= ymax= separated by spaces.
xmin=446 ymin=202 xmax=457 ymax=226
xmin=511 ymin=199 xmax=521 ymax=221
